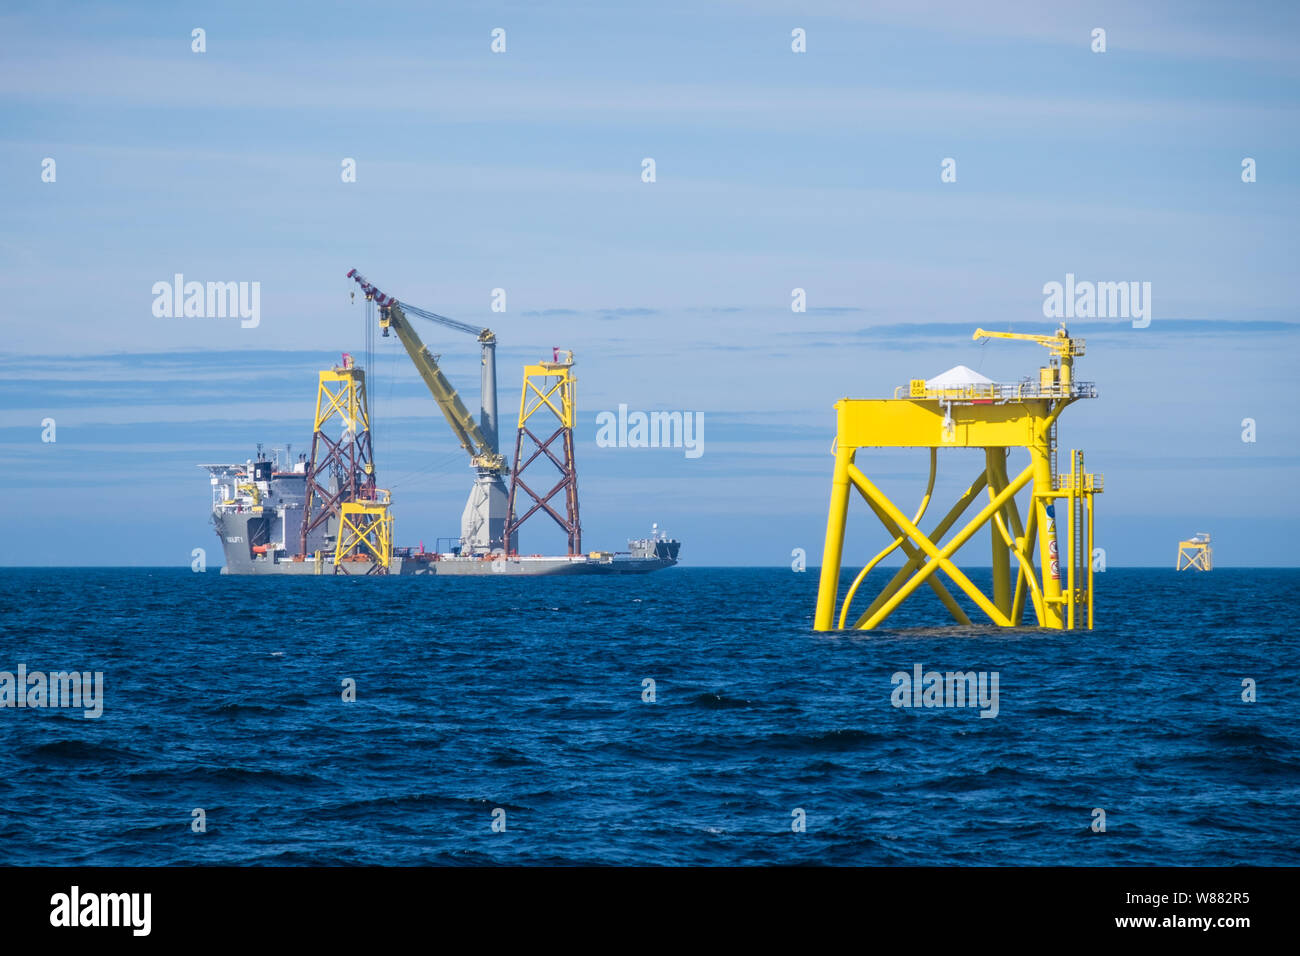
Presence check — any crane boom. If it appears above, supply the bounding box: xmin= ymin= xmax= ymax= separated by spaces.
xmin=345 ymin=268 xmax=513 ymax=554
xmin=386 ymin=301 xmax=506 ymax=472
xmin=971 ymin=323 xmax=1088 ymax=396
xmin=346 ymin=269 xmax=505 ymax=473
xmin=972 ymin=324 xmax=1085 ymax=358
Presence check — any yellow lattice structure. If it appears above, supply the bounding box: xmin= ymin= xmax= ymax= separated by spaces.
xmin=1177 ymin=534 xmax=1212 ymax=571
xmin=313 ymin=363 xmax=371 ymax=437
xmin=814 ymin=325 xmax=1102 ymax=631
xmin=518 ymin=352 xmax=577 ymax=431
xmin=333 ymin=490 xmax=393 ymax=574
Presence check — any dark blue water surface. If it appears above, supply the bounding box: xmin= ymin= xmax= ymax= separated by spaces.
xmin=0 ymin=567 xmax=1296 ymax=865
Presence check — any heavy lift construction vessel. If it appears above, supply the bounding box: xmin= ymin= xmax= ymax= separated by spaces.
xmin=201 ymin=271 xmax=680 ymax=575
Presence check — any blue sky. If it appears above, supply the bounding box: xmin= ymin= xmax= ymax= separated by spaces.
xmin=1 ymin=0 xmax=1297 ymax=566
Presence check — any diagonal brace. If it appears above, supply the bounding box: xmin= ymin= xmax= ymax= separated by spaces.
xmin=848 ymin=462 xmax=1034 ymax=629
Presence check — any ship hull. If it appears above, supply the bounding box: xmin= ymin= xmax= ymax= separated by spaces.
xmin=404 ymin=554 xmax=674 ymax=575
xmin=215 ymin=513 xmax=676 ymax=576
xmin=218 ymin=552 xmax=674 ymax=576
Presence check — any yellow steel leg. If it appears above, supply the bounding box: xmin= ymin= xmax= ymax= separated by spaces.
xmin=988 ymin=453 xmax=1044 ymax=627
xmin=1032 ymin=434 xmax=1064 ymax=628
xmin=990 ymin=453 xmax=1037 ymax=625
xmin=814 ymin=444 xmax=855 ymax=631
xmin=1086 ymin=489 xmax=1094 ymax=629
xmin=1022 ymin=507 xmax=1046 ymax=625
xmin=839 ymin=450 xmax=941 ymax=628
xmin=1066 ymin=482 xmax=1075 ymax=630
xmin=987 ymin=449 xmax=1011 ymax=619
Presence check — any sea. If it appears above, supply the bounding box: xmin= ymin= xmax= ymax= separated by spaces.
xmin=0 ymin=567 xmax=1295 ymax=865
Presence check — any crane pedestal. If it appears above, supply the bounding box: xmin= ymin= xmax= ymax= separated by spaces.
xmin=813 ymin=326 xmax=1102 ymax=631
xmin=462 ymin=470 xmax=512 ymax=554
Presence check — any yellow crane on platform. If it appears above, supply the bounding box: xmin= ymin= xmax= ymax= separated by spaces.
xmin=814 ymin=323 xmax=1102 ymax=631
xmin=970 ymin=325 xmax=1086 ymax=396
xmin=1177 ymin=533 xmax=1213 ymax=571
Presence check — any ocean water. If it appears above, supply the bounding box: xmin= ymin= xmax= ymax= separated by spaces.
xmin=0 ymin=566 xmax=1295 ymax=866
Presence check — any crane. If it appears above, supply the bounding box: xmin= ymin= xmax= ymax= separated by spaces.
xmin=972 ymin=323 xmax=1086 ymax=394
xmin=346 ymin=269 xmax=514 ymax=555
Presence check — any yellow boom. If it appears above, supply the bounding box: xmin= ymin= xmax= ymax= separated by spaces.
xmin=384 ymin=302 xmax=507 ymax=474
xmin=973 ymin=323 xmax=1085 ymax=393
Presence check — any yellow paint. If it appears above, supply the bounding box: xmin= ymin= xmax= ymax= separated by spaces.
xmin=1176 ymin=534 xmax=1213 ymax=571
xmin=312 ymin=366 xmax=370 ymax=439
xmin=333 ymin=490 xmax=394 ymax=574
xmin=384 ymin=304 xmax=506 ymax=473
xmin=518 ymin=353 xmax=577 ymax=430
xmin=814 ymin=325 xmax=1102 ymax=631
